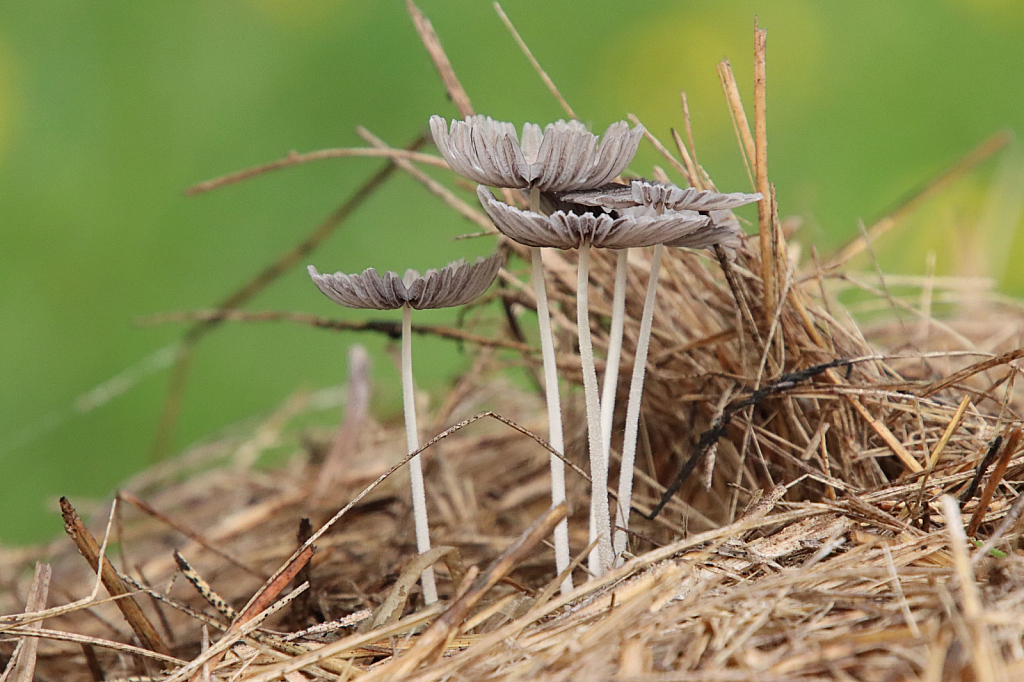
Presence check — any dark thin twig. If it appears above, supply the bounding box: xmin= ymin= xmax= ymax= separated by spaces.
xmin=967 ymin=427 xmax=1020 ymax=536
xmin=646 ymin=357 xmax=855 ymax=520
xmin=958 ymin=435 xmax=1004 ymax=505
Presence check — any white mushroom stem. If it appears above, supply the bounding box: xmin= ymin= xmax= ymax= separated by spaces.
xmin=578 ymin=241 xmax=613 ymax=576
xmin=613 ymin=244 xmax=664 ymax=564
xmin=532 ymin=246 xmax=573 ymax=595
xmin=402 ymin=302 xmax=438 ymax=605
xmin=600 ymin=249 xmax=629 ymax=460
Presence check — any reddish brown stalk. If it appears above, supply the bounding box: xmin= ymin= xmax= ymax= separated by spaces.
xmin=234 ymin=545 xmax=314 ymax=626
xmin=184 ymin=545 xmax=315 ymax=682
xmin=921 ymin=348 xmax=1024 ymax=398
xmin=60 ymin=497 xmax=173 ymax=659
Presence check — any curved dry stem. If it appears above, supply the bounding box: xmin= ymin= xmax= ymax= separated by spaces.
xmin=403 ymin=303 xmax=438 ymax=605
xmin=614 ymin=244 xmax=664 ymax=563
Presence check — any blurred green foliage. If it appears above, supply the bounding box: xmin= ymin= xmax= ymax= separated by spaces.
xmin=2 ymin=0 xmax=1024 ymax=543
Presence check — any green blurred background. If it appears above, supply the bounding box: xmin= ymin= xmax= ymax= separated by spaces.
xmin=2 ymin=0 xmax=1024 ymax=544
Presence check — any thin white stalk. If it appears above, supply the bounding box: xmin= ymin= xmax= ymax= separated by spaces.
xmin=402 ymin=303 xmax=438 ymax=605
xmin=613 ymin=244 xmax=664 ymax=564
xmin=578 ymin=242 xmax=612 ymax=576
xmin=532 ymin=245 xmax=573 ymax=596
xmin=600 ymin=249 xmax=629 ymax=458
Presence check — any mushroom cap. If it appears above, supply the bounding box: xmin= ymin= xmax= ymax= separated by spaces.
xmin=430 ymin=115 xmax=644 ymax=192
xmin=478 ymin=186 xmax=712 ymax=250
xmin=308 ymin=253 xmax=503 ymax=311
xmin=560 ymin=180 xmax=762 ymax=213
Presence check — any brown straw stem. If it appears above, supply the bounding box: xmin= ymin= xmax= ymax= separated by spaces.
xmin=60 ymin=497 xmax=173 ymax=659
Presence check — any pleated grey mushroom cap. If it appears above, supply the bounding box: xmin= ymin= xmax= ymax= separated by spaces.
xmin=308 ymin=254 xmax=502 ymax=311
xmin=431 ymin=115 xmax=644 ymax=192
xmin=561 ymin=180 xmax=762 ymax=213
xmin=308 ymin=266 xmax=408 ymax=310
xmin=478 ymin=186 xmax=711 ymax=250
xmin=405 ymin=254 xmax=504 ymax=309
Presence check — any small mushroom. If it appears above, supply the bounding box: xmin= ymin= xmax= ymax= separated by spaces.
xmin=433 ymin=115 xmax=641 ymax=591
xmin=308 ymin=254 xmax=502 ymax=604
xmin=564 ymin=179 xmax=762 ymax=563
xmin=560 ymin=180 xmax=762 ymax=214
xmin=430 ymin=116 xmax=644 ymax=193
xmin=479 ymin=186 xmax=715 ymax=574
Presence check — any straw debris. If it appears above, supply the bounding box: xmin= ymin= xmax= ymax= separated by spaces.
xmin=4 ymin=4 xmax=1024 ymax=681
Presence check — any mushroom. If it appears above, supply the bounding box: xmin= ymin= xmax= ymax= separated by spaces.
xmin=308 ymin=254 xmax=503 ymax=604
xmin=561 ymin=180 xmax=761 ymax=563
xmin=429 ymin=116 xmax=644 ymax=193
xmin=433 ymin=115 xmax=643 ymax=588
xmin=477 ymin=186 xmax=717 ymax=574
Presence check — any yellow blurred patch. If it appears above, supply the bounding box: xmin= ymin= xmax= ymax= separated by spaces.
xmin=882 ymin=153 xmax=1024 ymax=292
xmin=599 ymin=2 xmax=823 ymax=142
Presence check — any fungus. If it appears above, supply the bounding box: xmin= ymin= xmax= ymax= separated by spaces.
xmin=433 ymin=115 xmax=643 ymax=587
xmin=478 ymin=186 xmax=713 ymax=574
xmin=429 ymin=116 xmax=644 ymax=193
xmin=308 ymin=254 xmax=502 ymax=604
xmin=562 ymin=180 xmax=761 ymax=562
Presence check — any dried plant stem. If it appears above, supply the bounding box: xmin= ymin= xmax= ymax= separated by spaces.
xmin=579 ymin=242 xmax=612 ymax=576
xmin=532 ymin=246 xmax=572 ymax=595
xmin=185 ymin=147 xmax=447 ymax=196
xmin=378 ymin=503 xmax=570 ymax=678
xmin=940 ymin=495 xmax=1004 ymax=682
xmin=753 ymin=25 xmax=775 ymax=319
xmin=827 ymin=130 xmax=1011 ymax=271
xmin=614 ymin=245 xmax=663 ymax=563
xmin=493 ymin=3 xmax=576 ymax=120
xmin=601 ymin=250 xmax=629 ymax=458
xmin=139 ymin=308 xmax=535 ymax=355
xmin=5 ymin=562 xmax=50 ymax=682
xmin=59 ymin=497 xmax=173 ymax=660
xmin=967 ymin=426 xmax=1020 ymax=537
xmin=407 ymin=0 xmax=473 ymax=118
xmin=403 ymin=303 xmax=438 ymax=605
xmin=717 ymin=59 xmax=756 ymax=189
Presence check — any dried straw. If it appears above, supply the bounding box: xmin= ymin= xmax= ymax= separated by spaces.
xmin=4 ymin=4 xmax=1024 ymax=681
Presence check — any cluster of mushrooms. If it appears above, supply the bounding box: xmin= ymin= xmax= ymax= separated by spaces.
xmin=309 ymin=115 xmax=761 ymax=602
